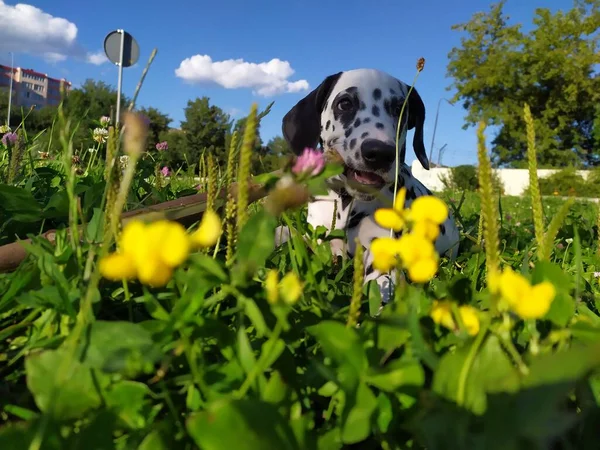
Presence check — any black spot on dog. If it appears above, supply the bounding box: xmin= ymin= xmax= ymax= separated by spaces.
xmin=332 ymin=88 xmax=359 ymax=129
xmin=384 ymin=97 xmax=403 ymax=119
xmin=341 ymin=190 xmax=352 ymax=210
xmin=349 ymin=138 xmax=357 ymax=150
xmin=354 ymin=118 xmax=361 ymax=128
xmin=345 ymin=127 xmax=353 ymax=138
xmin=365 ymin=263 xmax=374 ymax=276
xmin=372 ymin=105 xmax=380 ymax=117
xmin=363 ymin=117 xmax=371 ymax=124
xmin=327 ymin=137 xmax=339 ymax=147
xmin=373 ymin=88 xmax=382 ymax=101
xmin=360 ymin=101 xmax=367 ymax=110
xmin=348 ymin=211 xmax=367 ymax=229
xmin=337 ymin=211 xmax=341 ymax=219
xmin=325 ymin=120 xmax=331 ymax=131
xmin=354 ymin=151 xmax=359 ymax=159
xmin=440 ymin=224 xmax=446 ymax=234
xmin=389 ymin=178 xmax=405 ymax=193
xmin=406 ymin=187 xmax=417 ymax=201
xmin=376 ymin=122 xmax=384 ymax=130
xmin=361 ymin=132 xmax=369 ymax=139
xmin=332 ymin=125 xmax=336 ymax=132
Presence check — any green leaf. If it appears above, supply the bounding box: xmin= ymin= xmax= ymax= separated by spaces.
xmin=523 ymin=342 xmax=600 ymax=389
xmin=188 ymin=253 xmax=228 ymax=283
xmin=307 ymin=321 xmax=367 ymax=379
xmin=341 ymin=382 xmax=377 ymax=444
xmin=105 ymin=381 xmax=149 ymax=429
xmin=244 ymin=299 xmax=268 ymax=337
xmin=85 ymin=208 xmax=105 ymax=243
xmin=432 ymin=334 xmax=521 ymax=415
xmin=234 ymin=210 xmax=278 ymax=281
xmin=446 ymin=275 xmax=473 ymax=304
xmin=186 ymin=398 xmax=300 ymax=450
xmin=237 ymin=326 xmax=257 ymax=376
xmin=365 ymin=358 xmax=425 ymax=392
xmin=25 ymin=348 xmax=110 ymax=420
xmin=78 ymin=321 xmax=162 ymax=378
xmin=570 ymin=320 xmax=600 ymax=344
xmin=544 ymin=291 xmax=575 ymax=327
xmin=262 ymin=371 xmax=289 ymax=405
xmin=0 ymin=184 xmax=43 ymax=222
xmin=42 ymin=190 xmax=70 ymax=219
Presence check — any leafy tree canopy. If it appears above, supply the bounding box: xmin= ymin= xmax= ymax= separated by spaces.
xmin=447 ymin=0 xmax=600 ymax=168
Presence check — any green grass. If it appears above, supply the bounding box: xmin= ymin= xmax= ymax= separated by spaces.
xmin=0 ymin=105 xmax=599 ymax=450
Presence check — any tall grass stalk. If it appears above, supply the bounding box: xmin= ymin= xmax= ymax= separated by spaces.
xmin=391 ymin=59 xmax=424 ymax=237
xmin=225 ymin=131 xmax=239 ymax=266
xmin=523 ymin=103 xmax=546 ymax=260
xmin=236 ymin=103 xmax=258 ymax=233
xmin=476 ymin=121 xmax=500 ymax=278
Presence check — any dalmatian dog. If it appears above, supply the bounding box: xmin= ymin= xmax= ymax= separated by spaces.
xmin=276 ymin=68 xmax=460 ymax=304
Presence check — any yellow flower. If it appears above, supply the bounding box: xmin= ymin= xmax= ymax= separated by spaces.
xmin=370 ymin=237 xmax=403 ymax=273
xmin=263 ymin=270 xmax=303 ymax=305
xmin=408 ymin=196 xmax=449 ymax=242
xmin=396 ymin=233 xmax=435 ymax=266
xmin=137 ymin=257 xmax=173 ymax=288
xmin=430 ymin=301 xmax=480 ymax=336
xmin=458 ymin=305 xmax=480 ymax=336
xmin=191 ymin=210 xmax=222 ymax=248
xmin=100 ymin=219 xmax=192 ymax=288
xmin=374 ymin=187 xmax=408 ymax=231
xmin=430 ymin=300 xmax=454 ymax=329
xmin=511 ymin=281 xmax=556 ymax=320
xmin=279 ymin=272 xmax=303 ymax=305
xmin=409 ymin=196 xmax=449 ymax=225
xmin=407 ymin=257 xmax=438 ymax=283
xmin=265 ymin=270 xmax=279 ymax=305
xmin=412 ymin=219 xmax=441 ymax=241
xmin=490 ymin=267 xmax=556 ymax=320
xmin=99 ymin=252 xmax=137 ymax=281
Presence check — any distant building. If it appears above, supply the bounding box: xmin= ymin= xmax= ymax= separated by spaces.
xmin=0 ymin=64 xmax=72 ymax=110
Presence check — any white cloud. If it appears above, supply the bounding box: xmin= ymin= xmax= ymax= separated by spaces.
xmin=0 ymin=1 xmax=102 ymax=65
xmin=86 ymin=50 xmax=109 ymax=66
xmin=0 ymin=2 xmax=78 ymax=56
xmin=175 ymin=55 xmax=309 ymax=97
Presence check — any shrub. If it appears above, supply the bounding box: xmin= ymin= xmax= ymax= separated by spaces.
xmin=537 ymin=167 xmax=589 ymax=197
xmin=440 ymin=164 xmax=504 ymax=193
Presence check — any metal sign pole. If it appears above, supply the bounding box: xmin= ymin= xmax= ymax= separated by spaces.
xmin=115 ymin=29 xmax=125 ymax=126
xmin=7 ymin=52 xmax=13 ymax=128
xmin=103 ymin=29 xmax=140 ymax=127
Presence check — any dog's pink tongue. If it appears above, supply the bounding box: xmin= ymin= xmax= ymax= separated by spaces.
xmin=354 ymin=170 xmax=382 ymax=185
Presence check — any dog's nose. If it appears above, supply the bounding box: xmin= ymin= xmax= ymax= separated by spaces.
xmin=360 ymin=139 xmax=396 ymax=171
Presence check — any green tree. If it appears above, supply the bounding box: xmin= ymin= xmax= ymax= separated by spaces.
xmin=447 ymin=0 xmax=600 ymax=168
xmin=137 ymin=106 xmax=172 ymax=152
xmin=178 ymin=97 xmax=231 ymax=171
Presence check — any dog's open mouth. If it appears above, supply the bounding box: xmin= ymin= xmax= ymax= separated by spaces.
xmin=344 ymin=166 xmax=385 ymax=188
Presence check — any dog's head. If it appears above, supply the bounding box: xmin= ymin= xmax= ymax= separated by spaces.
xmin=282 ymin=68 xmax=428 ymax=199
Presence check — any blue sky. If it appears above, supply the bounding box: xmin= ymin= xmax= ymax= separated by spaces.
xmin=1 ymin=0 xmax=571 ymax=167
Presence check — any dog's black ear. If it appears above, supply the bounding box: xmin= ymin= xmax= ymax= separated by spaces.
xmin=407 ymin=87 xmax=429 ymax=170
xmin=282 ymin=72 xmax=342 ymax=155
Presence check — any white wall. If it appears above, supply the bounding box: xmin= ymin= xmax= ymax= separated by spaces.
xmin=410 ymin=161 xmax=592 ymax=197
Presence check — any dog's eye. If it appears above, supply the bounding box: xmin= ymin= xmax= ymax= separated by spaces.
xmin=337 ymin=98 xmax=353 ymax=111
xmin=394 ymin=105 xmax=402 ymax=116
